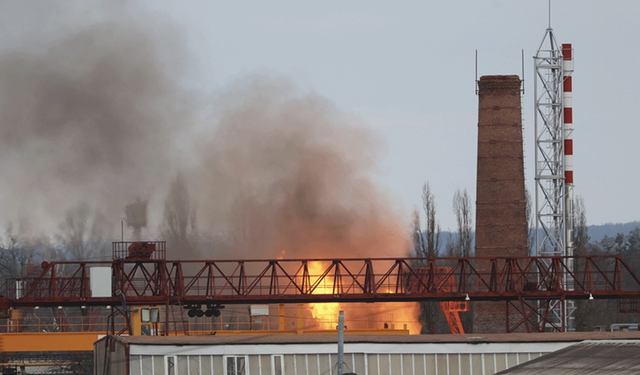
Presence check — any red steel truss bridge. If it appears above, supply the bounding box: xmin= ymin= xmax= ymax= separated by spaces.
xmin=2 ymin=253 xmax=640 ymax=333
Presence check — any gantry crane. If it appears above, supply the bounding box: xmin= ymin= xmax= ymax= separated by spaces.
xmin=3 ymin=242 xmax=640 ymax=336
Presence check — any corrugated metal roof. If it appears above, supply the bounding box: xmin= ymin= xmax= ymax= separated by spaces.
xmin=104 ymin=331 xmax=640 ymax=346
xmin=496 ymin=340 xmax=640 ymax=375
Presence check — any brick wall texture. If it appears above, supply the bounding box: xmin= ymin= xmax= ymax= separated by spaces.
xmin=474 ymin=75 xmax=528 ymax=333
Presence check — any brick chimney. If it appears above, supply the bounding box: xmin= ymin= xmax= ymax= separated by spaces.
xmin=474 ymin=75 xmax=528 ymax=333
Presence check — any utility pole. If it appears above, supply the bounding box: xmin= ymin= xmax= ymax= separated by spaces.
xmin=337 ymin=311 xmax=344 ymax=375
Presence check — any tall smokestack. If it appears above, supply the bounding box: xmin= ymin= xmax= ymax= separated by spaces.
xmin=474 ymin=75 xmax=528 ymax=333
xmin=562 ymin=43 xmax=575 ymax=258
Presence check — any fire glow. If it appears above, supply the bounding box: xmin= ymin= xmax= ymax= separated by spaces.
xmin=306 ymin=261 xmax=421 ymax=334
xmin=308 ymin=261 xmax=341 ymax=330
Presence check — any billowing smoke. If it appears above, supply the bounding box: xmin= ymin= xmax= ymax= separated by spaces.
xmin=0 ymin=12 xmax=191 ymax=231
xmin=0 ymin=3 xmax=409 ymax=261
xmin=189 ymin=76 xmax=408 ymax=259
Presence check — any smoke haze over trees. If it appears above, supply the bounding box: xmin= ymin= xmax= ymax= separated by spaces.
xmin=0 ymin=1 xmax=409 ymax=272
xmin=0 ymin=6 xmax=191 ymax=231
xmin=161 ymin=174 xmax=198 ymax=258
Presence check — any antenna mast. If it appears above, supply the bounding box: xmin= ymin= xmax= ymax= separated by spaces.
xmin=533 ymin=0 xmax=575 ymax=331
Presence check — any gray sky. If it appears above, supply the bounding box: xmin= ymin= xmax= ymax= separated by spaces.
xmin=2 ymin=0 xmax=638 ymax=234
xmin=140 ymin=0 xmax=640 ymax=230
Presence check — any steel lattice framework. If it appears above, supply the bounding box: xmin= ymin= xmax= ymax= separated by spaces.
xmin=3 ymin=255 xmax=640 ymax=333
xmin=534 ymin=28 xmax=565 ymax=263
xmin=534 ymin=27 xmax=575 ymax=330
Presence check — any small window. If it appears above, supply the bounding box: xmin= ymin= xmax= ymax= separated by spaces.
xmin=142 ymin=307 xmax=160 ymax=324
xmin=141 ymin=324 xmax=151 ymax=336
xmin=150 ymin=307 xmax=160 ymax=323
xmin=141 ymin=308 xmax=150 ymax=323
xmin=225 ymin=356 xmax=246 ymax=375
xmin=165 ymin=356 xmax=177 ymax=375
xmin=272 ymin=355 xmax=283 ymax=375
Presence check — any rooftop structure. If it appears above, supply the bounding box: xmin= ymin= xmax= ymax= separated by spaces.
xmin=497 ymin=340 xmax=640 ymax=375
xmin=94 ymin=332 xmax=640 ymax=375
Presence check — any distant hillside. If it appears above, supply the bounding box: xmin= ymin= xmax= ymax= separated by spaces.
xmin=427 ymin=222 xmax=640 ymax=255
xmin=586 ymin=221 xmax=640 ymax=243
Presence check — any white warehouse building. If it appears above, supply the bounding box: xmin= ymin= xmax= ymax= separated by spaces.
xmin=94 ymin=332 xmax=640 ymax=375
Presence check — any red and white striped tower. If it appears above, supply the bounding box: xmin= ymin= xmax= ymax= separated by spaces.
xmin=534 ymin=29 xmax=576 ymax=330
xmin=562 ymin=43 xmax=574 ymax=258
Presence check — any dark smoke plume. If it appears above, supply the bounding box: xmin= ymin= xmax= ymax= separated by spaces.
xmin=0 ymin=3 xmax=409 ymax=260
xmin=0 ymin=4 xmax=191 ymax=231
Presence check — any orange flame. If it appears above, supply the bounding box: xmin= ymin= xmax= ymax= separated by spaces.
xmin=306 ymin=261 xmax=421 ymax=333
xmin=386 ymin=302 xmax=421 ymax=334
xmin=308 ymin=261 xmax=341 ymax=330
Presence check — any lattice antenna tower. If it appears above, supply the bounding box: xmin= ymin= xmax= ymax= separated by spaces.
xmin=533 ymin=1 xmax=575 ymax=331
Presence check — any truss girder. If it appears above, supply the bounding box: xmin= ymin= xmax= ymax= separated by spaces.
xmin=3 ymin=256 xmax=640 ymax=309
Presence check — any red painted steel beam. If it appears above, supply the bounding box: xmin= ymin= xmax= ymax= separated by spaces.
xmin=2 ymin=255 xmax=640 ymax=310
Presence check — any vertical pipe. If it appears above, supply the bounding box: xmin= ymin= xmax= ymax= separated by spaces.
xmin=278 ymin=304 xmax=285 ymax=331
xmin=562 ymin=43 xmax=575 ymax=331
xmin=562 ymin=43 xmax=574 ymax=255
xmin=296 ymin=304 xmax=304 ymax=334
xmin=337 ymin=310 xmax=344 ymax=375
xmin=165 ymin=300 xmax=170 ymax=336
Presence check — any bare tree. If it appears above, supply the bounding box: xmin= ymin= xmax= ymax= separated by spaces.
xmin=444 ymin=232 xmax=457 ymax=257
xmin=412 ymin=209 xmax=426 ymax=257
xmin=451 ymin=189 xmax=473 ymax=332
xmin=525 ymin=187 xmax=535 ymax=255
xmin=570 ymin=196 xmax=612 ymax=331
xmin=421 ymin=182 xmax=441 ymax=258
xmin=0 ymin=222 xmax=34 ymax=280
xmin=573 ymin=196 xmax=589 ymax=256
xmin=452 ymin=189 xmax=473 ymax=257
xmin=56 ymin=202 xmax=111 ymax=261
xmin=413 ymin=182 xmax=444 ymax=333
xmin=161 ymin=173 xmax=198 ymax=258
xmin=0 ymin=220 xmax=54 ymax=283
xmin=414 ymin=182 xmax=441 ymax=258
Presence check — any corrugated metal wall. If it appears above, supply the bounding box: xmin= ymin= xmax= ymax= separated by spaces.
xmin=94 ymin=337 xmax=129 ymax=375
xmin=126 ymin=352 xmax=545 ymax=375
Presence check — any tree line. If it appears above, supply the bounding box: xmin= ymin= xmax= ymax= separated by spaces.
xmin=571 ymin=197 xmax=640 ymax=330
xmin=411 ymin=186 xmax=640 ymax=333
xmin=0 ymin=174 xmax=199 ymax=286
xmin=411 ymin=182 xmax=474 ymax=333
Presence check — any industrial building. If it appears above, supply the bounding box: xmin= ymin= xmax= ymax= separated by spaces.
xmin=94 ymin=332 xmax=640 ymax=375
